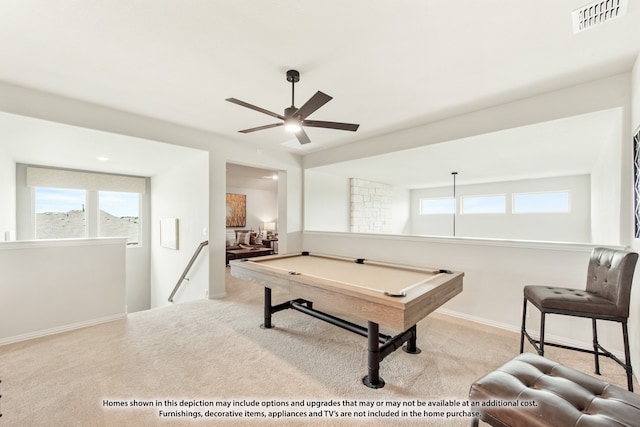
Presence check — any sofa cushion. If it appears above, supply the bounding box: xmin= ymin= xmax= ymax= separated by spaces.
xmin=236 ymin=230 xmax=251 ymax=245
xmin=225 ymin=230 xmax=236 ymax=247
xmin=469 ymin=352 xmax=640 ymax=427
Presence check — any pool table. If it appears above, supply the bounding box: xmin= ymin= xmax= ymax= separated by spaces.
xmin=229 ymin=252 xmax=463 ymax=388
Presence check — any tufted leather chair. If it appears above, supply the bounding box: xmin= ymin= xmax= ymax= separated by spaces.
xmin=519 ymin=247 xmax=638 ymax=391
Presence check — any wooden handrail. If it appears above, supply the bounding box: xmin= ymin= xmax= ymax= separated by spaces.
xmin=168 ymin=240 xmax=208 ymax=303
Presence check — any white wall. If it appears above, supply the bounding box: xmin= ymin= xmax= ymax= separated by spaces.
xmin=226 ymin=186 xmax=277 ymax=231
xmin=629 ymin=52 xmax=640 ymax=386
xmin=392 ymin=186 xmax=411 ymax=234
xmin=306 ymin=171 xmax=591 ymax=241
xmin=411 ymin=175 xmax=591 ymax=242
xmin=303 ymin=231 xmax=625 ymax=356
xmin=0 ymin=143 xmax=16 ymax=240
xmin=150 ymin=151 xmax=209 ymax=308
xmin=304 ymin=169 xmax=350 ymax=232
xmin=591 ymin=108 xmax=625 ymax=245
xmin=634 ymin=54 xmax=640 ymax=130
xmin=304 ymin=169 xmax=410 ymax=234
xmin=0 ymin=238 xmax=126 ymax=345
xmin=126 ymin=180 xmax=151 ymax=313
xmin=0 ymin=81 xmax=304 ymax=303
xmin=14 ymin=164 xmax=30 ymax=240
xmin=13 ymin=163 xmax=152 ymax=313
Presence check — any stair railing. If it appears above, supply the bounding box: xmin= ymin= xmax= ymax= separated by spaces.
xmin=168 ymin=240 xmax=208 ymax=303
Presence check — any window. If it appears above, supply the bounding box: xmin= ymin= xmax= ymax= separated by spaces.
xmin=420 ymin=197 xmax=455 ymax=214
xmin=27 ymin=166 xmax=146 ymax=245
xmin=99 ymin=191 xmax=140 ymax=244
xmin=513 ymin=191 xmax=570 ymax=213
xmin=462 ymin=195 xmax=506 ymax=214
xmin=34 ymin=187 xmax=87 ymax=239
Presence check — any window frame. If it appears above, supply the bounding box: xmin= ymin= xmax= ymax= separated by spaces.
xmin=32 ymin=187 xmax=143 ymax=246
xmin=28 ymin=167 xmax=146 ymax=246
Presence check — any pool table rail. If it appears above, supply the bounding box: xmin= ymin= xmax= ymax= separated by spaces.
xmin=230 ymin=252 xmax=463 ymax=331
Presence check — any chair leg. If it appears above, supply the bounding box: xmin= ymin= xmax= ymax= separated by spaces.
xmin=622 ymin=321 xmax=633 ymax=392
xmin=519 ymin=298 xmax=528 ymax=353
xmin=592 ymin=318 xmax=601 ymax=375
xmin=538 ymin=312 xmax=546 ymax=356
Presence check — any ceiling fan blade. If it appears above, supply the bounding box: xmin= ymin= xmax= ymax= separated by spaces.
xmin=294 ymin=91 xmax=333 ymax=120
xmin=226 ymin=98 xmax=285 ymax=120
xmin=238 ymin=123 xmax=283 ymax=133
xmin=302 ymin=120 xmax=360 ymax=132
xmin=295 ymin=128 xmax=311 ymax=144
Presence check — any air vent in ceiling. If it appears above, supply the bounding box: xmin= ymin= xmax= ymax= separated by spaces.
xmin=572 ymin=0 xmax=627 ymax=33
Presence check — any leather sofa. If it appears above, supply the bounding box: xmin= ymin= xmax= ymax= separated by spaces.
xmin=469 ymin=352 xmax=640 ymax=426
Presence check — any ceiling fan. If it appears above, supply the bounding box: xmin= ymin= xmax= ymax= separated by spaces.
xmin=226 ymin=69 xmax=359 ymax=145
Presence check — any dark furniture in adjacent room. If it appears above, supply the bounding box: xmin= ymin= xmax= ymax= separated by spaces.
xmin=261 ymin=237 xmax=278 ymax=249
xmin=225 ymin=247 xmax=273 ymax=266
xmin=520 ymin=247 xmax=638 ymax=391
xmin=225 ymin=229 xmax=273 ymax=265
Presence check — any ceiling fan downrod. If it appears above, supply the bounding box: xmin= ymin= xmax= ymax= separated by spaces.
xmin=286 ymin=69 xmax=300 ymax=108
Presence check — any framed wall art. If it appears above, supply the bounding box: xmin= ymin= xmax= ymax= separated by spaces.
xmin=160 ymin=218 xmax=179 ymax=250
xmin=226 ymin=193 xmax=246 ymax=227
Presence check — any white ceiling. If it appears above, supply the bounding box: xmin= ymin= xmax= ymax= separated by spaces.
xmin=0 ymin=112 xmax=204 ymax=177
xmin=0 ymin=1 xmax=638 ymax=183
xmin=226 ymin=163 xmax=278 ymax=191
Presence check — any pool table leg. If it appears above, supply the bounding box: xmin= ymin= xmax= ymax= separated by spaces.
xmin=362 ymin=321 xmax=385 ymax=389
xmin=261 ymin=287 xmax=273 ymax=329
xmin=402 ymin=325 xmax=422 ymax=354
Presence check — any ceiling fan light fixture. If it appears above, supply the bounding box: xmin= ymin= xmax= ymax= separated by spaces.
xmin=284 ymin=118 xmax=301 ymax=133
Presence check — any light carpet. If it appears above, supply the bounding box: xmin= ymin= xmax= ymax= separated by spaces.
xmin=0 ymin=271 xmax=635 ymax=426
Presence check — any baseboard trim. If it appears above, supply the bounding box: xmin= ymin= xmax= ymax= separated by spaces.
xmin=209 ymin=291 xmax=227 ymax=299
xmin=0 ymin=313 xmax=126 ymax=347
xmin=436 ymin=308 xmax=520 ymax=334
xmin=435 ymin=308 xmax=625 ymax=360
